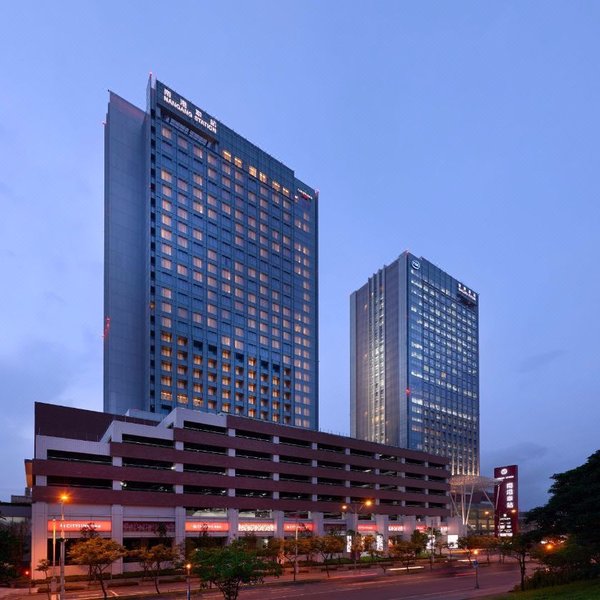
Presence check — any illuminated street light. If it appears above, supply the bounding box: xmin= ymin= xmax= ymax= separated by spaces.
xmin=59 ymin=493 xmax=69 ymax=600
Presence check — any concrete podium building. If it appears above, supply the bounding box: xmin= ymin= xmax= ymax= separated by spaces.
xmin=30 ymin=402 xmax=451 ymax=574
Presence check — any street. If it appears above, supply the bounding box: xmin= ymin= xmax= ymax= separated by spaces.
xmin=26 ymin=563 xmax=521 ymax=600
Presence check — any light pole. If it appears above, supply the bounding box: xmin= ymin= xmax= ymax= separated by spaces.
xmin=341 ymin=500 xmax=373 ymax=569
xmin=58 ymin=493 xmax=69 ymax=600
xmin=51 ymin=518 xmax=57 ymax=599
xmin=293 ymin=519 xmax=299 ymax=582
xmin=473 ymin=549 xmax=480 ymax=589
xmin=186 ymin=563 xmax=191 ymax=600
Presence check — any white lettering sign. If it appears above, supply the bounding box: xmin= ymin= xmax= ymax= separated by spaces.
xmin=162 ymin=87 xmax=218 ymax=135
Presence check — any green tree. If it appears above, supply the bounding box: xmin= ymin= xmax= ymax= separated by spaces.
xmin=501 ymin=532 xmax=538 ymax=592
xmin=191 ymin=540 xmax=281 ymax=600
xmin=410 ymin=529 xmax=428 ymax=556
xmin=457 ymin=535 xmax=478 ymax=564
xmin=476 ymin=535 xmax=499 ymax=564
xmin=313 ymin=534 xmax=344 ymax=577
xmin=278 ymin=535 xmax=314 ymax=580
xmin=362 ymin=534 xmax=377 ymax=561
xmin=388 ymin=538 xmax=418 ymax=572
xmin=69 ymin=537 xmax=126 ymax=600
xmin=0 ymin=527 xmax=19 ymax=585
xmin=527 ymin=450 xmax=600 ymax=564
xmin=35 ymin=559 xmax=52 ymax=600
xmin=136 ymin=543 xmax=181 ymax=594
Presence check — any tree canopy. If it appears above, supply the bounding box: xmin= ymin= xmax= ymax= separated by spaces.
xmin=527 ymin=450 xmax=600 ymax=561
xmin=69 ymin=537 xmax=125 ymax=600
xmin=191 ymin=540 xmax=281 ymax=600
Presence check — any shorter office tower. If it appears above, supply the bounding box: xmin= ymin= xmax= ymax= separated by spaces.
xmin=30 ymin=403 xmax=451 ymax=574
xmin=351 ymin=252 xmax=480 ymax=476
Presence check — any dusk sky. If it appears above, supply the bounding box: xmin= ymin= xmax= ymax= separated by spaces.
xmin=1 ymin=1 xmax=599 ymax=509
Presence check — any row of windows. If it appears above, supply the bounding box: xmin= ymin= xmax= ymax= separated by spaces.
xmin=161 ymin=125 xmax=299 ymax=203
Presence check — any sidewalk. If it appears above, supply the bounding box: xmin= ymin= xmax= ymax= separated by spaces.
xmin=0 ymin=566 xmax=408 ymax=600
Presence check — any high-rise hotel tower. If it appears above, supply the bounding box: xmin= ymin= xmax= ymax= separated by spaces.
xmin=104 ymin=76 xmax=318 ymax=428
xmin=350 ymin=252 xmax=479 ymax=475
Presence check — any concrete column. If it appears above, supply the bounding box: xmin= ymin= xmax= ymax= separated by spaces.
xmin=31 ymin=502 xmax=49 ymax=576
xmin=312 ymin=512 xmax=324 ymax=536
xmin=274 ymin=510 xmax=284 ymax=538
xmin=111 ymin=505 xmax=124 ymax=575
xmin=345 ymin=512 xmax=358 ymax=532
xmin=375 ymin=514 xmax=388 ymax=547
xmin=227 ymin=508 xmax=238 ymax=543
xmin=401 ymin=515 xmax=416 ymax=540
xmin=175 ymin=506 xmax=186 ymax=547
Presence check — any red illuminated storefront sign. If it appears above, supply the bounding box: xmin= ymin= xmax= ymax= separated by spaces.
xmin=283 ymin=522 xmax=314 ymax=533
xmin=357 ymin=523 xmax=378 ymax=533
xmin=185 ymin=521 xmax=230 ymax=533
xmin=47 ymin=520 xmax=112 ymax=533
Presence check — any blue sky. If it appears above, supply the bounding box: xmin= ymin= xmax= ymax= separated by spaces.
xmin=1 ymin=1 xmax=599 ymax=509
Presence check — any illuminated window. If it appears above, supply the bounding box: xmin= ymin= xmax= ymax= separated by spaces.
xmin=249 ymin=165 xmax=257 ymax=178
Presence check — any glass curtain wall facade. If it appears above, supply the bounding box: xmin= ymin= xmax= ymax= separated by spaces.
xmin=104 ymin=76 xmax=318 ymax=429
xmin=350 ymin=252 xmax=479 ymax=475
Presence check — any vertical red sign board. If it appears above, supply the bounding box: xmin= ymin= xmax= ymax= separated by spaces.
xmin=494 ymin=465 xmax=518 ymax=537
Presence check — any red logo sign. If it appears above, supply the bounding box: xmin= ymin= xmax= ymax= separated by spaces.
xmin=283 ymin=522 xmax=314 ymax=533
xmin=185 ymin=521 xmax=229 ymax=532
xmin=47 ymin=520 xmax=112 ymax=533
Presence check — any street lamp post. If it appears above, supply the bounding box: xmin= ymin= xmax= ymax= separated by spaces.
xmin=341 ymin=500 xmax=373 ymax=569
xmin=51 ymin=518 xmax=57 ymax=599
xmin=473 ymin=549 xmax=480 ymax=589
xmin=186 ymin=563 xmax=191 ymax=600
xmin=293 ymin=520 xmax=299 ymax=582
xmin=58 ymin=494 xmax=68 ymax=600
